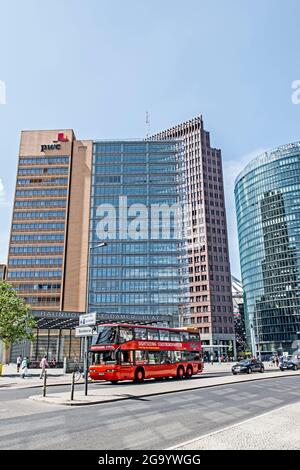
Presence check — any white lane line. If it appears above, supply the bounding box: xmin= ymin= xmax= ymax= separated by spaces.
xmin=166 ymin=402 xmax=300 ymax=450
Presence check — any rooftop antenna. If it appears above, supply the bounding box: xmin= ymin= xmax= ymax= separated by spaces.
xmin=146 ymin=111 xmax=150 ymax=138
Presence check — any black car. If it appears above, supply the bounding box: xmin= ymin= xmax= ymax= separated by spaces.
xmin=232 ymin=359 xmax=264 ymax=375
xmin=279 ymin=356 xmax=300 ymax=371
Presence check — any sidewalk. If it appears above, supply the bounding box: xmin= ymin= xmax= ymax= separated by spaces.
xmin=2 ymin=363 xmax=65 ymax=377
xmin=0 ymin=363 xmax=71 ymax=389
xmin=29 ymin=367 xmax=300 ymax=407
xmin=169 ymin=401 xmax=300 ymax=450
xmin=0 ymin=361 xmax=234 ymax=389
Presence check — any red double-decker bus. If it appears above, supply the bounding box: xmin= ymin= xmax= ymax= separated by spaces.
xmin=89 ymin=323 xmax=203 ymax=384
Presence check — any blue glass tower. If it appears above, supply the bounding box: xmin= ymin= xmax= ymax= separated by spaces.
xmin=87 ymin=139 xmax=188 ymax=326
xmin=235 ymin=143 xmax=300 ymax=355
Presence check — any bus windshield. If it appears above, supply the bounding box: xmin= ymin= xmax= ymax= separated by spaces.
xmin=91 ymin=351 xmax=117 ymax=365
xmin=92 ymin=326 xmax=118 ymax=345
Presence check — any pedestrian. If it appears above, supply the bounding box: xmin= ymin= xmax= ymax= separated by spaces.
xmin=20 ymin=357 xmax=28 ymax=379
xmin=275 ymin=356 xmax=279 ymax=367
xmin=210 ymin=354 xmax=214 ymax=365
xmin=16 ymin=355 xmax=22 ymax=374
xmin=272 ymin=356 xmax=276 ymax=367
xmin=218 ymin=355 xmax=222 ymax=364
xmin=52 ymin=356 xmax=57 ymax=368
xmin=39 ymin=355 xmax=49 ymax=379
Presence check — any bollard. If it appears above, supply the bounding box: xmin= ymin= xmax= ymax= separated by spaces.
xmin=70 ymin=371 xmax=75 ymax=401
xmin=43 ymin=370 xmax=47 ymax=397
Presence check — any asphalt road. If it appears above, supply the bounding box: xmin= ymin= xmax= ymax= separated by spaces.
xmin=0 ymin=375 xmax=299 ymax=450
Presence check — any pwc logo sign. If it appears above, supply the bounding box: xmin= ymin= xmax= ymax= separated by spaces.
xmin=56 ymin=132 xmax=69 ymax=143
xmin=41 ymin=132 xmax=69 ymax=152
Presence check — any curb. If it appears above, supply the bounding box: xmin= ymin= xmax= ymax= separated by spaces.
xmin=29 ymin=371 xmax=300 ymax=407
xmin=0 ymin=380 xmax=96 ymax=390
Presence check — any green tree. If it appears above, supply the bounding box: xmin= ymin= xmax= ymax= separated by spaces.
xmin=0 ymin=281 xmax=37 ymax=362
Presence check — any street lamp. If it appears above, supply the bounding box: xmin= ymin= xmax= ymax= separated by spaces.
xmin=250 ymin=322 xmax=256 ymax=358
xmin=84 ymin=241 xmax=107 ymax=396
xmin=85 ymin=242 xmax=108 ymax=316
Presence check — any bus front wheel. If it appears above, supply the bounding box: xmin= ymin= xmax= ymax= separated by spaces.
xmin=134 ymin=368 xmax=144 ymax=384
xmin=110 ymin=380 xmax=119 ymax=385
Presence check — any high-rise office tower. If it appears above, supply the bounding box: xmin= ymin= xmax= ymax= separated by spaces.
xmin=235 ymin=143 xmax=300 ymax=355
xmin=88 ymin=139 xmax=188 ymax=325
xmin=5 ymin=130 xmax=93 ymax=360
xmin=6 ymin=130 xmax=93 ymax=314
xmin=152 ymin=116 xmax=235 ymax=356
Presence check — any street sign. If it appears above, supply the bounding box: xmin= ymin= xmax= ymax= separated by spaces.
xmin=75 ymin=326 xmax=93 ymax=337
xmin=79 ymin=312 xmax=97 ymax=326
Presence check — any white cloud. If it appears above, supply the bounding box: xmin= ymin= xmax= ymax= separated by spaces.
xmin=223 ymin=148 xmax=267 ymax=278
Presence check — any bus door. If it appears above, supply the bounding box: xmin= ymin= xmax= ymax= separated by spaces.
xmin=146 ymin=351 xmax=162 ymax=378
xmin=119 ymin=350 xmax=134 ymax=380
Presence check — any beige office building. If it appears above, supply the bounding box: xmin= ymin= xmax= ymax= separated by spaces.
xmin=5 ymin=130 xmax=93 ymax=361
xmin=6 ymin=130 xmax=92 ymax=313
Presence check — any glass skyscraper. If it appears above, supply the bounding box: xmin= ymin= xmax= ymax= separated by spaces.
xmin=235 ymin=143 xmax=300 ymax=355
xmin=88 ymin=140 xmax=188 ymax=326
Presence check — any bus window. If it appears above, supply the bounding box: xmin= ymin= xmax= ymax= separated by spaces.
xmin=92 ymin=351 xmax=116 ymax=365
xmin=181 ymin=351 xmax=190 ymax=361
xmin=134 ymin=328 xmax=148 ymax=340
xmin=119 ymin=327 xmax=134 ymax=343
xmin=120 ymin=350 xmax=134 ymax=365
xmin=148 ymin=351 xmax=161 ymax=364
xmin=189 ymin=332 xmax=200 ymax=341
xmin=94 ymin=326 xmax=117 ymax=344
xmin=172 ymin=351 xmax=183 ymax=362
xmin=190 ymin=351 xmax=201 ymax=361
xmin=170 ymin=331 xmax=180 ymax=342
xmin=135 ymin=350 xmax=148 ymax=365
xmin=159 ymin=330 xmax=170 ymax=341
xmin=161 ymin=351 xmax=172 ymax=364
xmin=148 ymin=329 xmax=159 ymax=340
xmin=180 ymin=331 xmax=189 ymax=342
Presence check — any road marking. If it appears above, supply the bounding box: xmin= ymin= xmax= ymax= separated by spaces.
xmin=211 ymin=387 xmax=237 ymax=395
xmin=166 ymin=402 xmax=300 ymax=450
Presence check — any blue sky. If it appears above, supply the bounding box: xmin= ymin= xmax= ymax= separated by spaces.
xmin=0 ymin=0 xmax=300 ymax=276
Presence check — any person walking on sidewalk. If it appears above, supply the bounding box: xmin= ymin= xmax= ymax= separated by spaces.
xmin=39 ymin=355 xmax=49 ymax=379
xmin=20 ymin=357 xmax=28 ymax=379
xmin=16 ymin=355 xmax=22 ymax=374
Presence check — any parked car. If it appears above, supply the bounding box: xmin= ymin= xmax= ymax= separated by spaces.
xmin=279 ymin=356 xmax=300 ymax=371
xmin=232 ymin=359 xmax=264 ymax=375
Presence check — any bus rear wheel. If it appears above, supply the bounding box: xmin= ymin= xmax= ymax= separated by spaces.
xmin=185 ymin=366 xmax=193 ymax=379
xmin=177 ymin=366 xmax=185 ymax=380
xmin=134 ymin=368 xmax=144 ymax=384
xmin=110 ymin=380 xmax=119 ymax=385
